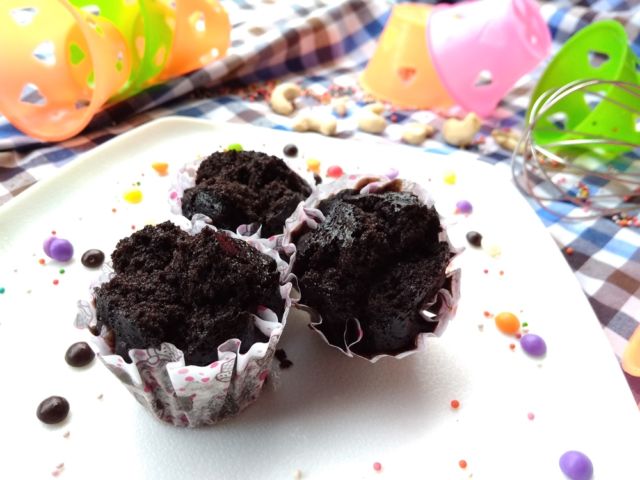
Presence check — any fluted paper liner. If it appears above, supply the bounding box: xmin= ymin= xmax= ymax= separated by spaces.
xmin=283 ymin=175 xmax=461 ymax=363
xmin=75 ymin=215 xmax=294 ymax=427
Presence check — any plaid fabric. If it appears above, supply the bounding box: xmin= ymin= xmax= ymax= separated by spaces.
xmin=1 ymin=0 xmax=639 ymax=403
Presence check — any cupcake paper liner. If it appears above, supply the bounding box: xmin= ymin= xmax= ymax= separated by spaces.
xmin=284 ymin=175 xmax=461 ymax=363
xmin=75 ymin=215 xmax=294 ymax=427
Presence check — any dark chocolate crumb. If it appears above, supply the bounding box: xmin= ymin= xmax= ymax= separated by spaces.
xmin=81 ymin=249 xmax=105 ymax=268
xmin=283 ymin=144 xmax=298 ymax=157
xmin=275 ymin=348 xmax=293 ymax=369
xmin=313 ymin=173 xmax=322 ymax=185
xmin=37 ymin=396 xmax=69 ymax=424
xmin=466 ymin=231 xmax=483 ymax=247
xmin=65 ymin=342 xmax=95 ymax=367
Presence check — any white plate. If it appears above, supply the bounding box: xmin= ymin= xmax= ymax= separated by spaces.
xmin=0 ymin=117 xmax=637 ymax=480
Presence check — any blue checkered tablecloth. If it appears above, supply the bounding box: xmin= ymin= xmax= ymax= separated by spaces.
xmin=1 ymin=0 xmax=639 ymax=403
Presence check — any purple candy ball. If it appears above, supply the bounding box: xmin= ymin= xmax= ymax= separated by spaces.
xmin=45 ymin=238 xmax=74 ymax=262
xmin=42 ymin=236 xmax=56 ymax=257
xmin=456 ymin=200 xmax=473 ymax=214
xmin=520 ymin=333 xmax=547 ymax=357
xmin=559 ymin=451 xmax=593 ymax=480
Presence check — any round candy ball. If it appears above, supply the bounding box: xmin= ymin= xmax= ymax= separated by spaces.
xmin=456 ymin=200 xmax=473 ymax=214
xmin=559 ymin=450 xmax=593 ymax=480
xmin=495 ymin=311 xmax=520 ymax=335
xmin=326 ymin=165 xmax=344 ymax=178
xmin=43 ymin=237 xmax=74 ymax=262
xmin=520 ymin=333 xmax=547 ymax=357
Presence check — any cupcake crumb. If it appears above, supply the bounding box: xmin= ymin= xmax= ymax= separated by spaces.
xmin=275 ymin=349 xmax=293 ymax=369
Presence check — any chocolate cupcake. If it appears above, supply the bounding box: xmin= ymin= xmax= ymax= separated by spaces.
xmin=76 ymin=217 xmax=293 ymax=426
xmin=286 ymin=176 xmax=459 ymax=361
xmin=171 ymin=150 xmax=312 ymax=238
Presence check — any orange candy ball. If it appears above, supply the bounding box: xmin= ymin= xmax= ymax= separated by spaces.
xmin=495 ymin=311 xmax=520 ymax=335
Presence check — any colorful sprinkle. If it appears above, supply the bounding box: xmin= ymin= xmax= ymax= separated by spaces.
xmin=565 ymin=247 xmax=574 ymax=255
xmin=0 ymin=287 xmax=5 ymax=294
xmin=306 ymin=158 xmax=321 ymax=173
xmin=43 ymin=237 xmax=74 ymax=262
xmin=326 ymin=165 xmax=344 ymax=178
xmin=495 ymin=311 xmax=520 ymax=335
xmin=522 ymin=322 xmax=528 ymax=327
xmin=455 ymin=200 xmax=473 ymax=214
xmin=111 ymin=208 xmax=117 ymax=213
xmin=520 ymin=333 xmax=547 ymax=357
xmin=559 ymin=451 xmax=593 ymax=480
xmin=152 ymin=162 xmax=169 ymax=176
xmin=509 ymin=343 xmax=516 ymax=351
xmin=485 ymin=243 xmax=502 ymax=258
xmin=53 ymin=279 xmax=59 ymax=286
xmin=59 ymin=269 xmax=65 ymax=274
xmin=443 ymin=171 xmax=456 ymax=185
xmin=123 ymin=189 xmax=143 ymax=204
xmin=227 ymin=143 xmax=243 ymax=151
xmin=459 ymin=460 xmax=468 ymax=469
xmin=450 ymin=399 xmax=460 ymax=409
xmin=527 ymin=412 xmax=535 ymax=420
xmin=373 ymin=462 xmax=382 ymax=472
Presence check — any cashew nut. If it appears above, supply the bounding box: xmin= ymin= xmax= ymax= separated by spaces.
xmin=442 ymin=113 xmax=482 ymax=147
xmin=331 ymin=96 xmax=349 ymax=117
xmin=365 ymin=102 xmax=385 ymax=115
xmin=402 ymin=123 xmax=436 ymax=145
xmin=292 ymin=114 xmax=337 ymax=136
xmin=358 ymin=103 xmax=387 ymax=134
xmin=491 ymin=128 xmax=525 ymax=155
xmin=270 ymin=82 xmax=302 ymax=116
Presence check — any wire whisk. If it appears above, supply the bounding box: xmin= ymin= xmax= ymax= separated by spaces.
xmin=512 ymin=79 xmax=640 ymax=224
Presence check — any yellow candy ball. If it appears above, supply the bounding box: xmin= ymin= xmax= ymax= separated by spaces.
xmin=123 ymin=189 xmax=143 ymax=204
xmin=306 ymin=158 xmax=321 ymax=173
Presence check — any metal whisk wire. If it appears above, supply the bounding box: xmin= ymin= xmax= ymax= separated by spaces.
xmin=512 ymin=79 xmax=640 ymax=222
